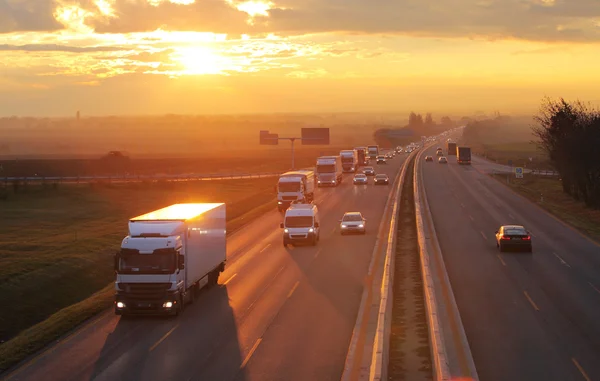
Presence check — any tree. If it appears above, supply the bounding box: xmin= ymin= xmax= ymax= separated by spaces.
xmin=425 ymin=113 xmax=434 ymax=126
xmin=441 ymin=116 xmax=453 ymax=126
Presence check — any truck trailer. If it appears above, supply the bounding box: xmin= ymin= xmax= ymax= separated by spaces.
xmin=316 ymin=156 xmax=343 ymax=186
xmin=447 ymin=142 xmax=457 ymax=156
xmin=354 ymin=147 xmax=368 ymax=166
xmin=457 ymin=146 xmax=472 ymax=164
xmin=277 ymin=170 xmax=316 ymax=211
xmin=340 ymin=149 xmax=359 ymax=173
xmin=114 ymin=203 xmax=226 ymax=316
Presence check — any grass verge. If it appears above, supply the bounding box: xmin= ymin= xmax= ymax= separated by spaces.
xmin=490 ymin=173 xmax=600 ymax=243
xmin=469 ymin=142 xmax=551 ymax=170
xmin=0 ymin=178 xmax=277 ymax=373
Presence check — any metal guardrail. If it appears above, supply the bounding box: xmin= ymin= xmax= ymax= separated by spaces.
xmin=0 ymin=172 xmax=282 ymax=184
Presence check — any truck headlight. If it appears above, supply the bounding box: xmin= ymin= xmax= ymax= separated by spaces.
xmin=278 ymin=201 xmax=282 ymax=204
xmin=163 ymin=301 xmax=173 ymax=308
xmin=331 ymin=180 xmax=336 ymax=183
xmin=284 ymin=228 xmax=289 ymax=233
xmin=308 ymin=228 xmax=314 ymax=233
xmin=341 ymin=225 xmax=347 ymax=228
xmin=116 ymin=302 xmax=125 ymax=309
xmin=358 ymin=224 xmax=364 ymax=228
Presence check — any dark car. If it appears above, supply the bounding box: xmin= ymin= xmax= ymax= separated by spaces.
xmin=425 ymin=156 xmax=433 ymax=162
xmin=363 ymin=166 xmax=375 ymax=176
xmin=495 ymin=225 xmax=532 ymax=253
xmin=374 ymin=174 xmax=389 ymax=185
xmin=376 ymin=155 xmax=387 ymax=164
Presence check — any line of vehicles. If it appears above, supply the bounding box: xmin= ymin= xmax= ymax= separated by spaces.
xmin=425 ymin=141 xmax=471 ymax=165
xmin=111 ymin=142 xmax=419 ymax=317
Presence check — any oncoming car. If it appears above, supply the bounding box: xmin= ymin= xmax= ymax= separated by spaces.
xmin=376 ymin=155 xmax=387 ymax=164
xmin=425 ymin=156 xmax=433 ymax=162
xmin=374 ymin=174 xmax=389 ymax=185
xmin=438 ymin=156 xmax=448 ymax=164
xmin=495 ymin=225 xmax=532 ymax=253
xmin=363 ymin=166 xmax=375 ymax=176
xmin=353 ymin=173 xmax=368 ymax=184
xmin=339 ymin=212 xmax=366 ymax=235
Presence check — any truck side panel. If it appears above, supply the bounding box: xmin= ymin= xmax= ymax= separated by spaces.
xmin=184 ymin=204 xmax=226 ymax=290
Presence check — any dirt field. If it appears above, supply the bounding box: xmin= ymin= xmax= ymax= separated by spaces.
xmin=0 ymin=177 xmax=276 ymax=345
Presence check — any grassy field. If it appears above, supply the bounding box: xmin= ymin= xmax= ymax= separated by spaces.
xmin=0 ymin=178 xmax=276 ymax=356
xmin=491 ymin=174 xmax=600 ymax=243
xmin=475 ymin=142 xmax=551 ymax=170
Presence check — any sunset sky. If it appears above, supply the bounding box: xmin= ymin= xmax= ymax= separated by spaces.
xmin=1 ymin=0 xmax=600 ymax=116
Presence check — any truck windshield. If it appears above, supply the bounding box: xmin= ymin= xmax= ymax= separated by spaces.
xmin=316 ymin=164 xmax=335 ymax=173
xmin=279 ymin=182 xmax=301 ymax=192
xmin=285 ymin=216 xmax=313 ymax=228
xmin=118 ymin=250 xmax=176 ymax=274
xmin=341 ymin=157 xmax=353 ymax=163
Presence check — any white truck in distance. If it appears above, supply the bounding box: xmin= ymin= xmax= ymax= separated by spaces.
xmin=277 ymin=170 xmax=316 ymax=212
xmin=114 ymin=203 xmax=226 ymax=316
xmin=316 ymin=155 xmax=343 ymax=186
xmin=367 ymin=145 xmax=379 ymax=160
xmin=340 ymin=149 xmax=359 ymax=173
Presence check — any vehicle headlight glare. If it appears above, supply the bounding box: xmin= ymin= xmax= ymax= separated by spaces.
xmin=116 ymin=302 xmax=125 ymax=309
xmin=163 ymin=301 xmax=173 ymax=308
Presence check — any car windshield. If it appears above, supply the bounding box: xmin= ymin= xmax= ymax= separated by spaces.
xmin=355 ymin=174 xmax=366 ymax=178
xmin=364 ymin=167 xmax=373 ymax=171
xmin=343 ymin=214 xmax=363 ymax=221
xmin=504 ymin=228 xmax=527 ymax=235
xmin=285 ymin=216 xmax=313 ymax=228
xmin=376 ymin=175 xmax=387 ymax=179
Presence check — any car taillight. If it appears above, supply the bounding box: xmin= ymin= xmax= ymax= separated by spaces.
xmin=501 ymin=235 xmax=510 ymax=240
xmin=523 ymin=236 xmax=531 ymax=240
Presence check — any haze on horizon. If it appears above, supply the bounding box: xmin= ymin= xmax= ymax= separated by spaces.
xmin=1 ymin=0 xmax=600 ymax=117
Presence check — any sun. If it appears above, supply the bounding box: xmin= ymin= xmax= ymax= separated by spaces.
xmin=172 ymin=47 xmax=226 ymax=75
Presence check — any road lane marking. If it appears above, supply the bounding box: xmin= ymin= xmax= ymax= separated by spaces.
xmin=314 ymin=249 xmax=321 ymax=258
xmin=240 ymin=338 xmax=262 ymax=369
xmin=589 ymin=282 xmax=600 ymax=295
xmin=508 ymin=213 xmax=515 ymax=219
xmin=468 ymin=215 xmax=474 ymax=222
xmin=572 ymin=358 xmax=592 ymax=381
xmin=259 ymin=243 xmax=271 ymax=253
xmin=497 ymin=255 xmax=507 ymax=267
xmin=222 ymin=273 xmax=237 ymax=286
xmin=149 ymin=324 xmax=179 ymax=352
xmin=553 ymin=252 xmax=571 ymax=268
xmin=287 ymin=281 xmax=300 ymax=298
xmin=524 ymin=291 xmax=540 ymax=311
xmin=479 ymin=231 xmax=487 ymax=240
xmin=331 ymin=227 xmax=337 ymax=234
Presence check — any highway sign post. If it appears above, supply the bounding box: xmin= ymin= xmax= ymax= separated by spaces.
xmin=515 ymin=167 xmax=524 ymax=179
xmin=260 ymin=127 xmax=330 ymax=169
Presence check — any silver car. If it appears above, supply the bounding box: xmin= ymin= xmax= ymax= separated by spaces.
xmin=340 ymin=212 xmax=367 ymax=235
xmin=353 ymin=173 xmax=368 ymax=184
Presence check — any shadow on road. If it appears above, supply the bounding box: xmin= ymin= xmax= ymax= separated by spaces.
xmin=89 ymin=285 xmax=246 ymax=381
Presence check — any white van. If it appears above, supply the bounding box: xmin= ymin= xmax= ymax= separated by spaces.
xmin=280 ymin=203 xmax=321 ymax=246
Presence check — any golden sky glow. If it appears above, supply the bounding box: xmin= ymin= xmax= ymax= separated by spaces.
xmin=1 ymin=0 xmax=600 ymax=116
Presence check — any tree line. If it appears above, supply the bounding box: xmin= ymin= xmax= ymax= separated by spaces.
xmin=533 ymin=98 xmax=600 ymax=208
xmin=373 ymin=112 xmax=461 ymax=147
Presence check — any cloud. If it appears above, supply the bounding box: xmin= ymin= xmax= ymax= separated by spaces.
xmin=0 ymin=0 xmax=63 ymax=33
xmin=0 ymin=43 xmax=128 ymax=52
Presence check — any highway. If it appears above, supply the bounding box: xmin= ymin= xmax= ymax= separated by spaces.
xmin=420 ymin=144 xmax=600 ymax=381
xmin=3 ymin=156 xmax=407 ymax=381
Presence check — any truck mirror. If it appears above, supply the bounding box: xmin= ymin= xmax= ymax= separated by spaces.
xmin=314 ymin=222 xmax=320 ymax=228
xmin=280 ymin=222 xmax=284 ymax=228
xmin=114 ymin=252 xmax=119 ymax=271
xmin=178 ymin=254 xmax=185 ymax=270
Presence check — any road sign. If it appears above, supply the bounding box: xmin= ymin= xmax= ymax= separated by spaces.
xmin=515 ymin=167 xmax=523 ymax=178
xmin=259 ymin=130 xmax=278 ymax=145
xmin=301 ymin=127 xmax=329 ymax=145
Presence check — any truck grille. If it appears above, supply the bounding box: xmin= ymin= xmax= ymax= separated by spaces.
xmin=118 ymin=283 xmax=171 ymax=300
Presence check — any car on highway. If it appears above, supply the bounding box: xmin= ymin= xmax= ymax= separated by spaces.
xmin=438 ymin=156 xmax=448 ymax=164
xmin=374 ymin=174 xmax=389 ymax=185
xmin=436 ymin=150 xmax=443 ymax=156
xmin=376 ymin=155 xmax=387 ymax=164
xmin=425 ymin=156 xmax=433 ymax=162
xmin=495 ymin=225 xmax=532 ymax=252
xmin=339 ymin=212 xmax=366 ymax=235
xmin=281 ymin=203 xmax=320 ymax=246
xmin=353 ymin=173 xmax=368 ymax=184
xmin=362 ymin=166 xmax=375 ymax=176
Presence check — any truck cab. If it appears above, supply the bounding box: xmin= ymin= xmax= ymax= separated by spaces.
xmin=280 ymin=203 xmax=320 ymax=246
xmin=277 ymin=170 xmax=315 ymax=211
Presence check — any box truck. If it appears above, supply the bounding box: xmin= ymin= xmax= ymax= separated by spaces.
xmin=354 ymin=147 xmax=368 ymax=165
xmin=447 ymin=141 xmax=457 ymax=156
xmin=367 ymin=145 xmax=379 ymax=160
xmin=114 ymin=203 xmax=226 ymax=316
xmin=316 ymin=156 xmax=343 ymax=186
xmin=457 ymin=146 xmax=472 ymax=164
xmin=340 ymin=149 xmax=359 ymax=173
xmin=277 ymin=170 xmax=316 ymax=211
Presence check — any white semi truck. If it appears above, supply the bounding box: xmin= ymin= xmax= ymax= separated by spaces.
xmin=316 ymin=156 xmax=343 ymax=186
xmin=277 ymin=170 xmax=316 ymax=211
xmin=114 ymin=203 xmax=226 ymax=316
xmin=367 ymin=145 xmax=379 ymax=160
xmin=340 ymin=149 xmax=359 ymax=173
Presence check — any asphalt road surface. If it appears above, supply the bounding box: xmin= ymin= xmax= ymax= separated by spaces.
xmin=421 ymin=144 xmax=600 ymax=381
xmin=3 ymin=156 xmax=407 ymax=381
